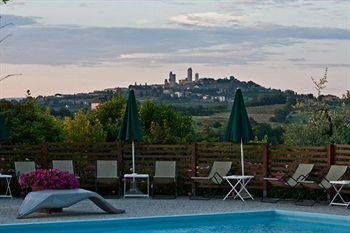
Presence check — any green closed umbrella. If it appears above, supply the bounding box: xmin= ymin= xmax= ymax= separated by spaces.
xmin=225 ymin=89 xmax=253 ymax=176
xmin=118 ymin=90 xmax=142 ymax=174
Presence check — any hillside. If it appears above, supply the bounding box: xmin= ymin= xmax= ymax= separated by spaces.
xmin=35 ymin=76 xmax=306 ymax=117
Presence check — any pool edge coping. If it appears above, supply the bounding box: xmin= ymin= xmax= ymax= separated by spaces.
xmin=1 ymin=209 xmax=350 ymax=228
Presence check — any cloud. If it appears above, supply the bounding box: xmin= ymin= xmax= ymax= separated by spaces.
xmin=288 ymin=58 xmax=306 ymax=62
xmin=0 ymin=14 xmax=38 ymax=26
xmin=169 ymin=12 xmax=242 ymax=28
xmin=295 ymin=63 xmax=350 ymax=68
xmin=1 ymin=14 xmax=349 ymax=68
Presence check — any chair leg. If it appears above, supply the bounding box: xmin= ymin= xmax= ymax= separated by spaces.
xmin=295 ymin=188 xmax=320 ymax=206
xmin=152 ymin=182 xmax=177 ymax=199
xmin=261 ymin=186 xmax=291 ymax=203
xmin=174 ymin=181 xmax=177 ymax=198
xmin=189 ymin=184 xmax=214 ymax=200
xmin=116 ymin=180 xmax=121 ymax=198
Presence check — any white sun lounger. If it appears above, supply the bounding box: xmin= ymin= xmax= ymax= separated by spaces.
xmin=17 ymin=188 xmax=125 ymax=219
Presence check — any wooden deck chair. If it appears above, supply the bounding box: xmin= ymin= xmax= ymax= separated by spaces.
xmin=190 ymin=161 xmax=232 ymax=199
xmin=296 ymin=165 xmax=347 ymax=206
xmin=95 ymin=160 xmax=121 ymax=197
xmin=261 ymin=163 xmax=314 ymax=203
xmin=52 ymin=160 xmax=74 ymax=174
xmin=151 ymin=161 xmax=177 ymax=199
xmin=14 ymin=161 xmax=36 ymax=177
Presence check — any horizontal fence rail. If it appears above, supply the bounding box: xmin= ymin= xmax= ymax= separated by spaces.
xmin=1 ymin=142 xmax=350 ymax=195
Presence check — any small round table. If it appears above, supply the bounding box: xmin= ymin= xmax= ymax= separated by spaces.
xmin=223 ymin=175 xmax=254 ymax=201
xmin=124 ymin=173 xmax=150 ymax=198
xmin=0 ymin=174 xmax=12 ymax=198
xmin=329 ymin=180 xmax=350 ymax=207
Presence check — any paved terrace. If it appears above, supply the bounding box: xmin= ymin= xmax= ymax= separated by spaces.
xmin=1 ymin=197 xmax=350 ymax=224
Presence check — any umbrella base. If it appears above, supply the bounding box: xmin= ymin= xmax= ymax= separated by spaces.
xmin=127 ymin=186 xmax=144 ymax=195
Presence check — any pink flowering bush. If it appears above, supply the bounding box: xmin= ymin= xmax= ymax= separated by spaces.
xmin=19 ymin=169 xmax=79 ymax=192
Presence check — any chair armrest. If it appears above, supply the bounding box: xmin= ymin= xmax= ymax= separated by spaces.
xmin=263 ymin=177 xmax=279 ymax=181
xmin=265 ymin=174 xmax=289 ymax=182
xmin=298 ymin=180 xmax=314 ymax=184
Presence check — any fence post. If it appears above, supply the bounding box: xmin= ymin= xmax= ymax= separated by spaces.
xmin=327 ymin=144 xmax=335 ymax=167
xmin=191 ymin=142 xmax=197 ymax=192
xmin=262 ymin=143 xmax=269 ymax=197
xmin=41 ymin=142 xmax=49 ymax=169
xmin=117 ymin=142 xmax=124 ymax=177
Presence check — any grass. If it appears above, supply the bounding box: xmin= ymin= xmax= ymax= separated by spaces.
xmin=193 ymin=104 xmax=285 ymax=124
xmin=192 ymin=104 xmax=286 ymax=139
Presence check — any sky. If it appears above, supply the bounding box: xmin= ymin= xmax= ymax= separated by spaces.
xmin=0 ymin=0 xmax=349 ymax=98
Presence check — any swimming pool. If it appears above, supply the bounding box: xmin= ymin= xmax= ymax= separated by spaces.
xmin=1 ymin=210 xmax=350 ymax=233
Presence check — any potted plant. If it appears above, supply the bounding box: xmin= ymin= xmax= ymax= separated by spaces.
xmin=19 ymin=169 xmax=79 ymax=213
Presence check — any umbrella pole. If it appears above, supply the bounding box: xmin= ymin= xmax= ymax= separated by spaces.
xmin=131 ymin=141 xmax=138 ymax=192
xmin=240 ymin=139 xmax=250 ymax=198
xmin=132 ymin=141 xmax=136 ymax=174
xmin=241 ymin=139 xmax=244 ymax=176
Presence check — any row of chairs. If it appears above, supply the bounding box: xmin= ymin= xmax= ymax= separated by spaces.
xmin=262 ymin=164 xmax=348 ymax=205
xmin=13 ymin=160 xmax=234 ymax=198
xmin=13 ymin=160 xmax=177 ymax=197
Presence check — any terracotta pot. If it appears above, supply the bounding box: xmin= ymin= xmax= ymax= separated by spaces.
xmin=31 ymin=186 xmax=42 ymax=192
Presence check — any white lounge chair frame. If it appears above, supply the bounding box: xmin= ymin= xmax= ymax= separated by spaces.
xmin=52 ymin=160 xmax=74 ymax=174
xmin=190 ymin=161 xmax=232 ymax=199
xmin=262 ymin=163 xmax=314 ymax=203
xmin=152 ymin=161 xmax=177 ymax=198
xmin=95 ymin=160 xmax=121 ymax=197
xmin=14 ymin=161 xmax=36 ymax=177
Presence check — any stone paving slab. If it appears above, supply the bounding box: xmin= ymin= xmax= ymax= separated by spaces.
xmin=0 ymin=197 xmax=349 ymax=224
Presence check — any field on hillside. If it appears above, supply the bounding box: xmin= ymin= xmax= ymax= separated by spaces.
xmin=192 ymin=104 xmax=285 ymax=140
xmin=193 ymin=104 xmax=285 ymax=124
xmin=247 ymin=104 xmax=285 ymax=123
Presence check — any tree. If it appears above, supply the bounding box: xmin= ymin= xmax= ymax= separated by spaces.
xmin=284 ymin=68 xmax=350 ymax=145
xmin=140 ymin=101 xmax=193 ymax=144
xmin=342 ymin=90 xmax=350 ymax=105
xmin=250 ymin=118 xmax=284 ymax=145
xmin=90 ymin=95 xmax=126 ymax=141
xmin=1 ymin=98 xmax=64 ymax=144
xmin=63 ymin=111 xmax=106 ymax=142
xmin=311 ymin=68 xmax=328 ymax=98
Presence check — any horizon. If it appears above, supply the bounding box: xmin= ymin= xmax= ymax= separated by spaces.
xmin=0 ymin=0 xmax=349 ymax=98
xmin=0 ymin=73 xmax=325 ymax=100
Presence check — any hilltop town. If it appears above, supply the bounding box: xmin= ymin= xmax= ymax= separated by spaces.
xmin=35 ymin=68 xmax=342 ymax=116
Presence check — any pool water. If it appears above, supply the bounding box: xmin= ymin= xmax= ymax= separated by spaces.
xmin=1 ymin=210 xmax=350 ymax=233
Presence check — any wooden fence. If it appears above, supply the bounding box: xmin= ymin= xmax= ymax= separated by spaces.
xmin=1 ymin=142 xmax=350 ymax=195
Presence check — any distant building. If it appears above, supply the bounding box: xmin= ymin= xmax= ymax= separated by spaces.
xmin=187 ymin=67 xmax=192 ymax=82
xmin=217 ymin=96 xmax=226 ymax=102
xmin=174 ymin=91 xmax=183 ymax=98
xmin=195 ymin=73 xmax=199 ymax=82
xmin=164 ymin=79 xmax=169 ymax=86
xmin=91 ymin=102 xmax=100 ymax=110
xmin=169 ymin=72 xmax=176 ymax=86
